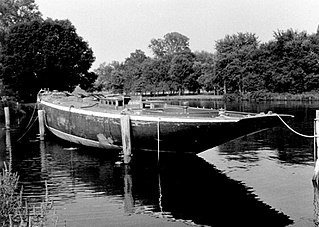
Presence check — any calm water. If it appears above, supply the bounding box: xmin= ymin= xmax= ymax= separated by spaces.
xmin=1 ymin=100 xmax=319 ymax=226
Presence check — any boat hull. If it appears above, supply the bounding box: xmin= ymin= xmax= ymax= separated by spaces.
xmin=38 ymin=100 xmax=291 ymax=154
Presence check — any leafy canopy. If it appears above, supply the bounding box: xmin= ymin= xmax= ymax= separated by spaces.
xmin=149 ymin=32 xmax=190 ymax=58
xmin=0 ymin=0 xmax=41 ymax=28
xmin=0 ymin=0 xmax=41 ymax=45
xmin=0 ymin=18 xmax=95 ymax=101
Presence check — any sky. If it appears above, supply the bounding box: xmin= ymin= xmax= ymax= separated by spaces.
xmin=35 ymin=0 xmax=319 ymax=70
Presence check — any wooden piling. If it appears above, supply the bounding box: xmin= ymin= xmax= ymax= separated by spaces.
xmin=121 ymin=115 xmax=132 ymax=164
xmin=313 ymin=110 xmax=319 ymax=184
xmin=4 ymin=107 xmax=10 ymax=129
xmin=16 ymin=102 xmax=20 ymax=126
xmin=123 ymin=165 xmax=133 ymax=213
xmin=38 ymin=110 xmax=45 ymax=141
xmin=6 ymin=129 xmax=12 ymax=171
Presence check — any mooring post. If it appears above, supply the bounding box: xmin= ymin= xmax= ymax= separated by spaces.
xmin=16 ymin=102 xmax=20 ymax=126
xmin=5 ymin=129 xmax=12 ymax=171
xmin=121 ymin=115 xmax=132 ymax=164
xmin=38 ymin=110 xmax=45 ymax=141
xmin=313 ymin=110 xmax=319 ymax=184
xmin=123 ymin=165 xmax=133 ymax=213
xmin=4 ymin=107 xmax=10 ymax=129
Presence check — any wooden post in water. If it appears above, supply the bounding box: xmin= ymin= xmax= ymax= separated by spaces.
xmin=4 ymin=107 xmax=10 ymax=129
xmin=121 ymin=115 xmax=132 ymax=164
xmin=313 ymin=110 xmax=319 ymax=184
xmin=38 ymin=110 xmax=45 ymax=141
xmin=16 ymin=102 xmax=20 ymax=126
xmin=5 ymin=129 xmax=12 ymax=171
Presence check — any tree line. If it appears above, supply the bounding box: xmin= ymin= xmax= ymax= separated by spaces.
xmin=95 ymin=29 xmax=319 ymax=96
xmin=1 ymin=1 xmax=319 ymax=102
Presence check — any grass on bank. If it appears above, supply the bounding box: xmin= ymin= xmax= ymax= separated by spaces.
xmin=0 ymin=162 xmax=56 ymax=227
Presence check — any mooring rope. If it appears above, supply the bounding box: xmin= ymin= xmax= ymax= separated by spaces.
xmin=275 ymin=114 xmax=316 ymax=138
xmin=24 ymin=103 xmax=37 ymax=130
xmin=16 ymin=116 xmax=39 ymax=142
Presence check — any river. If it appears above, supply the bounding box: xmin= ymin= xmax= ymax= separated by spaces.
xmin=0 ymin=100 xmax=318 ymax=226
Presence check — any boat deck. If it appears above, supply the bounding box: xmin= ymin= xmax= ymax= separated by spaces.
xmin=39 ymin=92 xmax=257 ymax=120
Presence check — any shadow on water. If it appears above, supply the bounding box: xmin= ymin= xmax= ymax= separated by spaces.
xmin=131 ymin=152 xmax=293 ymax=227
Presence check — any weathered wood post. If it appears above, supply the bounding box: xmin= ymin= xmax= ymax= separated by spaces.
xmin=313 ymin=110 xmax=319 ymax=184
xmin=38 ymin=110 xmax=45 ymax=141
xmin=123 ymin=165 xmax=133 ymax=213
xmin=16 ymin=102 xmax=20 ymax=126
xmin=5 ymin=128 xmax=11 ymax=151
xmin=5 ymin=129 xmax=12 ymax=171
xmin=4 ymin=107 xmax=10 ymax=129
xmin=121 ymin=115 xmax=132 ymax=164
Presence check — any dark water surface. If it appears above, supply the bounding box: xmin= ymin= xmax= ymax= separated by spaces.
xmin=1 ymin=100 xmax=319 ymax=226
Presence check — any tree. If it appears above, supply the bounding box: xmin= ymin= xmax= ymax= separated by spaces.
xmin=0 ymin=18 xmax=95 ymax=101
xmin=194 ymin=51 xmax=217 ymax=93
xmin=0 ymin=0 xmax=41 ymax=44
xmin=260 ymin=29 xmax=319 ymax=93
xmin=0 ymin=0 xmax=41 ymax=28
xmin=109 ymin=69 xmax=125 ymax=93
xmin=149 ymin=32 xmax=190 ymax=58
xmin=123 ymin=49 xmax=147 ymax=93
xmin=140 ymin=56 xmax=171 ymax=94
xmin=94 ymin=62 xmax=117 ymax=91
xmin=79 ymin=72 xmax=98 ymax=91
xmin=215 ymin=32 xmax=259 ymax=94
xmin=168 ymin=51 xmax=195 ymax=94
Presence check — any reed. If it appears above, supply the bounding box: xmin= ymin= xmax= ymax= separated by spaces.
xmin=0 ymin=162 xmax=57 ymax=227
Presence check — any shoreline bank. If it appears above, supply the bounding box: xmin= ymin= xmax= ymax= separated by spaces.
xmin=145 ymin=92 xmax=319 ymax=101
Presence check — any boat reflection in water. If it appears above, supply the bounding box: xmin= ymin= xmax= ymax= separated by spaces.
xmin=1 ymin=128 xmax=294 ymax=227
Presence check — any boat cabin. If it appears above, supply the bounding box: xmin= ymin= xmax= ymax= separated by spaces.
xmin=99 ymin=95 xmax=130 ymax=108
xmin=98 ymin=94 xmax=167 ymax=110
